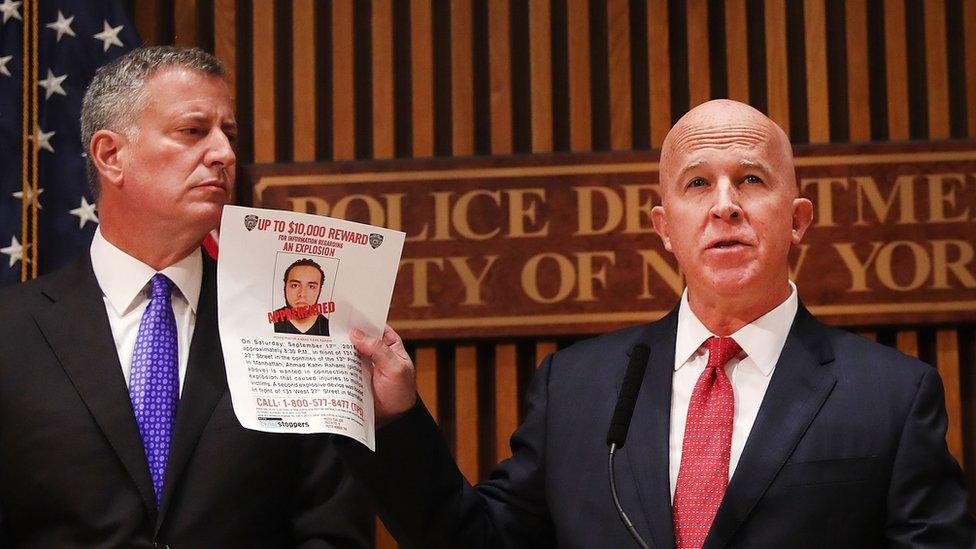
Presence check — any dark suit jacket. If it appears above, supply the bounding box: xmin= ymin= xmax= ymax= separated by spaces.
xmin=341 ymin=305 xmax=975 ymax=548
xmin=0 ymin=253 xmax=372 ymax=548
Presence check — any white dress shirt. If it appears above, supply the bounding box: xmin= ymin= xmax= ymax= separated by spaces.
xmin=668 ymin=282 xmax=798 ymax=500
xmin=90 ymin=228 xmax=201 ymax=394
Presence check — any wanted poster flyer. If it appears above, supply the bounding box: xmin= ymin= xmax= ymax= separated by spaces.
xmin=217 ymin=205 xmax=405 ymax=450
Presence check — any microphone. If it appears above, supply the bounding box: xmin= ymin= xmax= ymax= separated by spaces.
xmin=606 ymin=344 xmax=650 ymax=448
xmin=606 ymin=344 xmax=652 ymax=549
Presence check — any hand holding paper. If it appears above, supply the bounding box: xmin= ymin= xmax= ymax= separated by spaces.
xmin=350 ymin=326 xmax=417 ymax=426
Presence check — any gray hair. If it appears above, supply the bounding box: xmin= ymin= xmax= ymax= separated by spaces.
xmin=80 ymin=46 xmax=226 ymax=197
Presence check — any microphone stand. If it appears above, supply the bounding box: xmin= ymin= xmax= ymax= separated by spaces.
xmin=608 ymin=442 xmax=651 ymax=549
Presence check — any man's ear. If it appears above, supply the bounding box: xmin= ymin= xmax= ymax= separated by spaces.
xmin=90 ymin=129 xmax=126 ymax=189
xmin=790 ymin=197 xmax=814 ymax=245
xmin=651 ymin=205 xmax=673 ymax=252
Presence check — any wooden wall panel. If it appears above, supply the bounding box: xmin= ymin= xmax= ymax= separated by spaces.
xmin=607 ymin=0 xmax=632 ymax=150
xmin=686 ymin=0 xmax=710 ymax=108
xmin=764 ymin=0 xmax=791 ymax=135
xmin=174 ymin=0 xmax=197 ymax=46
xmin=454 ymin=345 xmax=479 ymax=483
xmin=489 ymin=0 xmax=512 ymax=154
xmin=568 ymin=0 xmax=592 ymax=151
xmin=967 ymin=0 xmax=976 ymax=137
xmin=292 ymin=0 xmax=316 ymax=162
xmin=411 ymin=0 xmax=434 ymax=158
xmin=724 ymin=0 xmax=749 ymax=103
xmin=804 ymin=0 xmax=829 ymax=142
xmin=647 ymin=0 xmax=671 ymax=147
xmin=451 ymin=0 xmax=474 ymax=155
xmin=333 ymin=1 xmax=355 ymax=160
xmin=132 ymin=3 xmax=976 ymax=542
xmin=529 ymin=0 xmax=553 ymax=152
xmin=938 ymin=330 xmax=964 ymax=463
xmin=924 ymin=0 xmax=950 ymax=140
xmin=372 ymin=0 xmax=395 ymax=159
xmin=884 ymin=0 xmax=909 ymax=140
xmin=494 ymin=344 xmax=518 ymax=461
xmin=845 ymin=0 xmax=870 ymax=142
xmin=251 ymin=1 xmax=275 ymax=162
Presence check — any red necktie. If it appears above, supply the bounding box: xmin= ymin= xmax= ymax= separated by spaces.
xmin=672 ymin=336 xmax=742 ymax=549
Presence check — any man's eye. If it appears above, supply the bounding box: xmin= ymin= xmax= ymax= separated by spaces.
xmin=744 ymin=174 xmax=762 ymax=184
xmin=688 ymin=178 xmax=707 ymax=188
xmin=180 ymin=127 xmax=202 ymax=136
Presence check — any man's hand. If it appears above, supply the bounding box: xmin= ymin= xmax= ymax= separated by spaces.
xmin=351 ymin=326 xmax=417 ymax=426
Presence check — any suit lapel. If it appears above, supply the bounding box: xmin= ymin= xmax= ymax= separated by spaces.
xmin=32 ymin=256 xmax=158 ymax=519
xmin=156 ymin=254 xmax=227 ymax=529
xmin=626 ymin=308 xmax=678 ymax=549
xmin=705 ymin=305 xmax=837 ymax=548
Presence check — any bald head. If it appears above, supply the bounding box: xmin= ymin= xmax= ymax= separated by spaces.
xmin=659 ymin=100 xmax=796 ymax=198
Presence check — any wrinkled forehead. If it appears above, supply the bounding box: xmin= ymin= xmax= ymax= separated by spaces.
xmin=659 ymin=104 xmax=793 ymax=184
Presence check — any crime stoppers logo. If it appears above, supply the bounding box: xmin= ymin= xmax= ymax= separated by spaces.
xmin=368 ymin=233 xmax=383 ymax=249
xmin=244 ymin=214 xmax=259 ymax=231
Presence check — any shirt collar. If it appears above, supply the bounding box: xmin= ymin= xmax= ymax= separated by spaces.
xmin=674 ymin=281 xmax=799 ymax=376
xmin=90 ymin=227 xmax=202 ymax=316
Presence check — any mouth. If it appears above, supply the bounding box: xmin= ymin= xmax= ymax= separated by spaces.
xmin=707 ymin=239 xmax=750 ymax=250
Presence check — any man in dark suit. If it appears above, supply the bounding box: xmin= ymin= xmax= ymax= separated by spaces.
xmin=345 ymin=100 xmax=975 ymax=547
xmin=0 ymin=46 xmax=371 ymax=547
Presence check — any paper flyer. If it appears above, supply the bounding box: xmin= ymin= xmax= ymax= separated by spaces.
xmin=217 ymin=205 xmax=405 ymax=450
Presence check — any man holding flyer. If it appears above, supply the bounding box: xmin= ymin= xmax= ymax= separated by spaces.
xmin=0 ymin=46 xmax=371 ymax=546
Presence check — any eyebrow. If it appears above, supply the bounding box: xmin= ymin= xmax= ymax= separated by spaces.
xmin=675 ymin=158 xmax=706 ymax=179
xmin=176 ymin=113 xmax=238 ymax=131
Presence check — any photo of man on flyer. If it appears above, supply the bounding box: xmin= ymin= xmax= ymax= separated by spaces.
xmin=272 ymin=258 xmax=332 ymax=336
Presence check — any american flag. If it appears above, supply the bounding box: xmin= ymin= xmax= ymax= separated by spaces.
xmin=0 ymin=0 xmax=138 ymax=285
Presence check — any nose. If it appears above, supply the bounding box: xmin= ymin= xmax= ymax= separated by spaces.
xmin=204 ymin=129 xmax=236 ymax=171
xmin=710 ymin=178 xmax=743 ymax=221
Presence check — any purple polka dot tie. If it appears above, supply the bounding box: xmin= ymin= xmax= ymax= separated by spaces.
xmin=129 ymin=273 xmax=179 ymax=507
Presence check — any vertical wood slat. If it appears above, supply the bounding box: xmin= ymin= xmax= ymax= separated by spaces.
xmin=607 ymin=0 xmax=632 ymax=150
xmin=883 ymin=0 xmax=909 ymax=140
xmin=647 ymin=0 xmax=671 ymax=147
xmin=923 ymin=0 xmax=949 ymax=139
xmin=455 ymin=345 xmax=479 ymax=483
xmin=725 ymin=0 xmax=750 ymax=102
xmin=415 ymin=347 xmax=439 ymax=420
xmin=896 ymin=330 xmax=919 ymax=358
xmin=451 ymin=0 xmax=474 ymax=155
xmin=411 ymin=0 xmax=434 ymax=157
xmin=213 ymin=0 xmax=237 ymax=105
xmin=529 ymin=0 xmax=553 ymax=152
xmin=252 ymin=2 xmax=276 ymax=162
xmin=936 ymin=330 xmax=964 ymax=463
xmin=375 ymin=518 xmax=397 ymax=549
xmin=489 ymin=0 xmax=513 ymax=154
xmin=803 ymin=0 xmax=830 ymax=142
xmin=686 ymin=0 xmax=710 ymax=107
xmin=373 ymin=0 xmax=395 ymax=159
xmin=292 ymin=0 xmax=316 ymax=162
xmin=535 ymin=342 xmax=558 ymax=367
xmin=765 ymin=0 xmax=791 ymax=135
xmin=966 ymin=0 xmax=976 ymax=137
xmin=174 ymin=0 xmax=197 ymax=46
xmin=134 ymin=0 xmax=160 ymax=45
xmin=495 ymin=344 xmax=518 ymax=461
xmin=333 ymin=1 xmax=356 ymax=160
xmin=845 ymin=0 xmax=870 ymax=142
xmin=567 ymin=0 xmax=592 ymax=151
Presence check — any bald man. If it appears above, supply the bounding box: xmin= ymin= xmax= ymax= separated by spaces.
xmin=342 ymin=100 xmax=975 ymax=548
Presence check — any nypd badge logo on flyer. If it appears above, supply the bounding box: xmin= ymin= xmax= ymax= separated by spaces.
xmin=217 ymin=205 xmax=405 ymax=450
